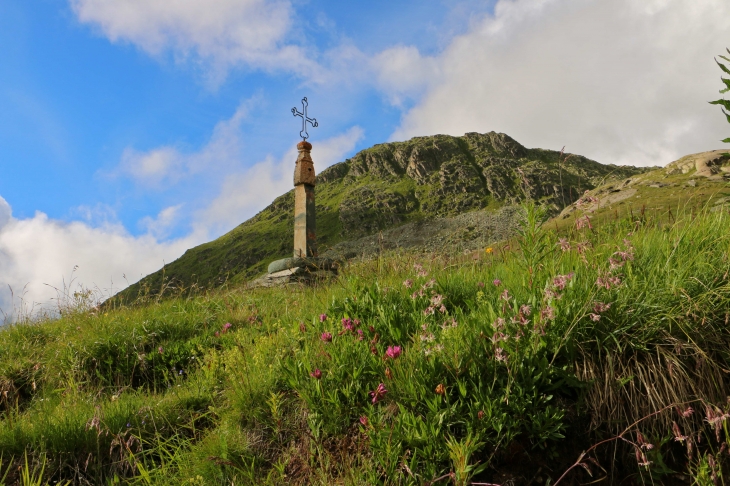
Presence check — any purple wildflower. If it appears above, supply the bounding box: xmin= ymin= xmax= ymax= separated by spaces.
xmin=223 ymin=322 xmax=232 ymax=332
xmin=342 ymin=318 xmax=353 ymax=331
xmin=310 ymin=369 xmax=322 ymax=379
xmin=321 ymin=332 xmax=333 ymax=342
xmin=492 ymin=279 xmax=502 ymax=286
xmin=385 ymin=346 xmax=402 ymax=359
xmin=403 ymin=279 xmax=414 ymax=288
xmin=359 ymin=416 xmax=368 ymax=426
xmin=319 ymin=313 xmax=327 ymax=322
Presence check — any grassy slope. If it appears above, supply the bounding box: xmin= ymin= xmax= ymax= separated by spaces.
xmin=2 ymin=192 xmax=730 ymax=484
xmin=115 ymin=132 xmax=649 ymax=304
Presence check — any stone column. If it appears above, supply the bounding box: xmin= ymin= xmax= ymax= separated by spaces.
xmin=293 ymin=141 xmax=317 ymax=258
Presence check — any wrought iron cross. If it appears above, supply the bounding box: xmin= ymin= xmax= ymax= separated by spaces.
xmin=291 ymin=97 xmax=318 ymax=141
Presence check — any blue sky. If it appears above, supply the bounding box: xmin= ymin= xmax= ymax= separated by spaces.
xmin=0 ymin=0 xmax=728 ymax=317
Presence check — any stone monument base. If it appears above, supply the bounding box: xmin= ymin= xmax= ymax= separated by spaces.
xmin=247 ymin=257 xmax=340 ymax=288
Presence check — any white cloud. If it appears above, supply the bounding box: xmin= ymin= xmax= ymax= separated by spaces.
xmin=70 ymin=0 xmax=310 ymax=82
xmin=139 ymin=204 xmax=184 ymax=240
xmin=196 ymin=126 xmax=364 ymax=235
xmin=0 ymin=196 xmax=11 ymax=230
xmin=0 ymin=204 xmax=200 ymax=322
xmin=390 ymin=0 xmax=730 ymax=167
xmin=371 ymin=46 xmax=441 ymax=106
xmin=110 ymin=99 xmax=253 ymax=187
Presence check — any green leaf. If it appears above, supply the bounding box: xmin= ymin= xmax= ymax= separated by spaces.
xmin=722 ymin=137 xmax=730 ymax=143
xmin=709 ymin=99 xmax=730 ymax=110
xmin=720 ymin=77 xmax=730 ymax=94
xmin=716 ymin=58 xmax=730 ymax=76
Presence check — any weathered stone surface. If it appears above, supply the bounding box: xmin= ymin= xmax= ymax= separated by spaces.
xmin=267 ymin=257 xmax=338 ymax=274
xmin=293 ymin=142 xmax=317 ymax=258
xmin=338 ymin=186 xmax=416 ymax=237
xmin=248 ymin=267 xmax=337 ymax=289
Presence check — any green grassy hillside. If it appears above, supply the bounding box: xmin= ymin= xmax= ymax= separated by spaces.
xmin=114 ymin=132 xmax=649 ymax=303
xmin=2 ymin=192 xmax=730 ymax=484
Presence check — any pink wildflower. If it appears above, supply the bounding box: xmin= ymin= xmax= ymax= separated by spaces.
xmin=424 ymin=306 xmax=435 ymax=316
xmin=158 ymin=346 xmax=163 ymax=354
xmin=500 ymin=289 xmax=511 ymax=301
xmin=214 ymin=331 xmax=220 ymax=337
xmin=319 ymin=313 xmax=327 ymax=322
xmin=552 ymin=272 xmax=574 ymax=290
xmin=310 ymin=369 xmax=322 ymax=379
xmin=494 ymin=347 xmax=508 ymax=363
xmin=519 ymin=304 xmax=532 ymax=316
xmin=439 ymin=304 xmax=447 ymax=314
xmin=477 ymin=281 xmax=485 ymax=288
xmin=356 ymin=329 xmax=364 ymax=341
xmin=576 ymin=215 xmax=593 ymax=230
xmin=385 ymin=346 xmax=402 ymax=359
xmin=596 ymin=277 xmax=610 ymax=290
xmin=494 ymin=317 xmax=506 ymax=329
xmin=359 ymin=416 xmax=368 ymax=426
xmin=608 ymin=276 xmax=622 ymax=287
xmin=540 ymin=306 xmax=555 ymax=321
xmin=589 ymin=313 xmax=601 ymax=322
xmin=492 ymin=279 xmax=502 ymax=286
xmin=299 ymin=322 xmax=307 ymax=333
xmin=223 ymin=322 xmax=232 ymax=332
xmin=321 ymin=332 xmax=333 ymax=342
xmin=679 ymin=406 xmax=694 ymax=418
xmin=370 ymin=383 xmax=388 ymax=404
xmin=431 ymin=294 xmax=444 ymax=306
xmin=342 ymin=318 xmax=353 ymax=331
xmin=672 ymin=422 xmax=688 ymax=443
xmin=403 ymin=279 xmax=414 ymax=288
xmin=593 ymin=302 xmax=611 ymax=313
xmin=558 ymin=238 xmax=571 ymax=251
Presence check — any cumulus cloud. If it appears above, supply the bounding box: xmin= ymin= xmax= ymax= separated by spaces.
xmin=196 ymin=126 xmax=364 ymax=235
xmin=0 ymin=205 xmax=200 ymax=322
xmin=389 ymin=0 xmax=730 ymax=167
xmin=70 ymin=0 xmax=311 ymax=82
xmin=110 ymin=99 xmax=253 ymax=187
xmin=371 ymin=46 xmax=441 ymax=106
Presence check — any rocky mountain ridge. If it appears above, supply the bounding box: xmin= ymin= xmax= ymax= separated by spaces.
xmin=112 ymin=132 xmax=651 ymax=303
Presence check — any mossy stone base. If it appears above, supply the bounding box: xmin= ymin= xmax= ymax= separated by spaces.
xmin=267 ymin=257 xmax=338 ymax=274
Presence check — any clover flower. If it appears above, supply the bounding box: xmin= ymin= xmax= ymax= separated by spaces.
xmin=403 ymin=279 xmax=414 ymax=288
xmin=370 ymin=383 xmax=387 ymax=404
xmin=223 ymin=322 xmax=232 ymax=332
xmin=492 ymin=279 xmax=502 ymax=286
xmin=359 ymin=416 xmax=368 ymax=426
xmin=319 ymin=313 xmax=327 ymax=322
xmin=321 ymin=332 xmax=333 ymax=342
xmin=342 ymin=318 xmax=353 ymax=331
xmin=310 ymin=369 xmax=322 ymax=379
